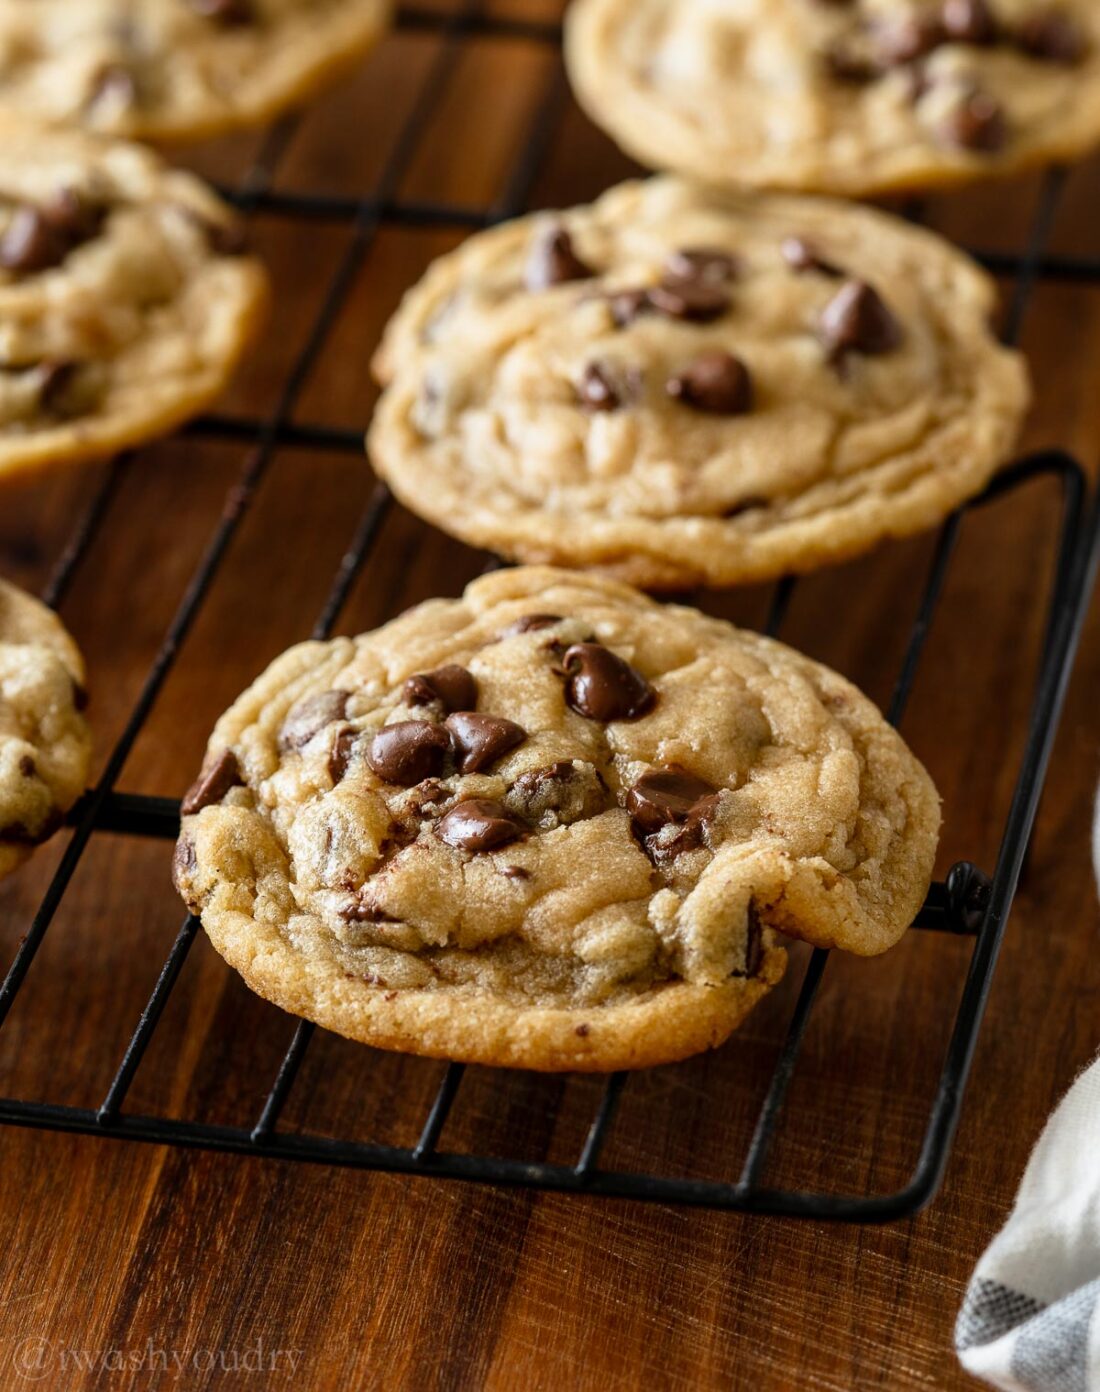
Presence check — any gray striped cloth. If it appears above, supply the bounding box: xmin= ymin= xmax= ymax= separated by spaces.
xmin=956 ymin=803 xmax=1100 ymax=1388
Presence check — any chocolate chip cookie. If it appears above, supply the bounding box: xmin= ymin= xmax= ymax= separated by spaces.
xmin=173 ymin=568 xmax=940 ymax=1071
xmin=0 ymin=579 xmax=92 ymax=882
xmin=566 ymin=1 xmax=1100 ymax=196
xmin=368 ymin=177 xmax=1028 ymax=590
xmin=0 ymin=125 xmax=268 ymax=483
xmin=0 ymin=0 xmax=391 ymax=143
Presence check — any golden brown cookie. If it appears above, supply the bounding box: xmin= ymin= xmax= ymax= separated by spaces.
xmin=566 ymin=0 xmax=1100 ymax=196
xmin=0 ymin=125 xmax=268 ymax=483
xmin=174 ymin=568 xmax=941 ymax=1071
xmin=369 ymin=177 xmax=1028 ymax=590
xmin=0 ymin=579 xmax=92 ymax=882
xmin=0 ymin=0 xmax=392 ymax=144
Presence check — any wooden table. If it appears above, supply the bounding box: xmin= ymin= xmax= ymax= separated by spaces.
xmin=2 ymin=4 xmax=1099 ymax=1387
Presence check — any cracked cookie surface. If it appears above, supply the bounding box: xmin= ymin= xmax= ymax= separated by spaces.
xmin=0 ymin=0 xmax=391 ymax=143
xmin=0 ymin=579 xmax=91 ymax=882
xmin=369 ymin=177 xmax=1028 ymax=590
xmin=566 ymin=0 xmax=1100 ymax=196
xmin=0 ymin=125 xmax=268 ymax=483
xmin=174 ymin=568 xmax=940 ymax=1071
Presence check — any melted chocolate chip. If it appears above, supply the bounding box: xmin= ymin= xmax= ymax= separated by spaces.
xmin=575 ymin=1023 xmax=591 ymax=1038
xmin=445 ymin=712 xmax=526 ymax=774
xmin=938 ymin=87 xmax=1006 ymax=151
xmin=366 ymin=721 xmax=451 ymax=786
xmin=942 ymin=0 xmax=997 ymax=44
xmin=435 ymin=798 xmax=525 ymax=852
xmin=43 ymin=188 xmax=105 ymax=243
xmin=578 ymin=359 xmax=635 ymax=411
xmin=181 ymin=748 xmax=243 ymax=816
xmin=328 ymin=728 xmax=357 ymax=784
xmin=500 ymin=613 xmax=562 ymax=638
xmin=667 ymin=350 xmax=753 ymax=415
xmin=647 ymin=277 xmax=730 ymax=322
xmin=1015 ymin=9 xmax=1085 ymax=63
xmin=738 ymin=904 xmax=764 ymax=979
xmin=525 ymin=225 xmax=594 ymax=292
xmin=664 ymin=247 xmax=737 ymax=285
xmin=561 ymin=643 xmax=655 ymax=722
xmin=606 ymin=287 xmax=652 ymax=327
xmin=0 ymin=208 xmax=66 ymax=274
xmin=18 ymin=755 xmax=35 ymax=777
xmin=818 ymin=280 xmax=902 ymax=358
xmin=279 ymin=689 xmax=351 ymax=751
xmin=626 ymin=767 xmax=717 ymax=837
xmin=403 ymin=664 xmax=478 ymax=714
xmin=186 ymin=0 xmax=254 ymax=21
xmin=172 ymin=834 xmax=197 ymax=892
xmin=781 ymin=236 xmax=842 ymax=276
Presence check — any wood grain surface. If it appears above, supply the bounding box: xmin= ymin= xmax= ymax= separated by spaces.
xmin=1 ymin=3 xmax=1099 ymax=1387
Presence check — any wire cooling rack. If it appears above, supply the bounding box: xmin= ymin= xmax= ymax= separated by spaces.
xmin=3 ymin=2 xmax=1100 ymax=1220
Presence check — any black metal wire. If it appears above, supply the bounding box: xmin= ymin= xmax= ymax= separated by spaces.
xmin=2 ymin=3 xmax=1098 ymax=1218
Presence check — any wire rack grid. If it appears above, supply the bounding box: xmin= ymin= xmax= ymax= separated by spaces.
xmin=2 ymin=2 xmax=1099 ymax=1220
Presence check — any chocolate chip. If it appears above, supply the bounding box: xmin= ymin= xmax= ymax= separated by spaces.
xmin=824 ymin=41 xmax=879 ymax=83
xmin=578 ymin=359 xmax=637 ymax=411
xmin=500 ymin=864 xmax=530 ymax=880
xmin=18 ymin=755 xmax=35 ymax=777
xmin=738 ymin=904 xmax=764 ymax=978
xmin=818 ymin=280 xmax=902 ymax=358
xmin=435 ymin=798 xmax=525 ymax=852
xmin=366 ymin=721 xmax=451 ymax=786
xmin=328 ymin=728 xmax=357 ymax=784
xmin=606 ymin=287 xmax=652 ymax=327
xmin=1015 ymin=9 xmax=1086 ymax=62
xmin=500 ymin=613 xmax=562 ymax=638
xmin=445 ymin=712 xmax=526 ymax=774
xmin=575 ymin=1023 xmax=591 ymax=1037
xmin=525 ymin=225 xmax=594 ymax=292
xmin=0 ymin=207 xmax=66 ymax=274
xmin=781 ymin=236 xmax=842 ymax=276
xmin=873 ymin=13 xmax=945 ymax=65
xmin=403 ymin=664 xmax=477 ymax=714
xmin=626 ymin=767 xmax=717 ymax=837
xmin=942 ymin=0 xmax=997 ymax=44
xmin=647 ymin=277 xmax=730 ymax=322
xmin=172 ymin=834 xmax=197 ymax=890
xmin=186 ymin=0 xmax=254 ymax=21
xmin=43 ymin=188 xmax=105 ymax=243
xmin=664 ymin=247 xmax=737 ymax=285
xmin=181 ymin=748 xmax=243 ymax=816
xmin=561 ymin=643 xmax=654 ymax=722
xmin=279 ymin=689 xmax=351 ymax=751
xmin=937 ymin=87 xmax=1006 ymax=151
xmin=667 ymin=350 xmax=753 ymax=415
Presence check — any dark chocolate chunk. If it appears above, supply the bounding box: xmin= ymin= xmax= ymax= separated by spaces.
xmin=626 ymin=767 xmax=717 ymax=837
xmin=606 ymin=287 xmax=652 ymax=327
xmin=500 ymin=613 xmax=562 ymax=638
xmin=328 ymin=728 xmax=357 ymax=784
xmin=578 ymin=359 xmax=634 ymax=411
xmin=1015 ymin=9 xmax=1085 ymax=62
xmin=445 ymin=712 xmax=526 ymax=774
xmin=818 ymin=280 xmax=902 ymax=358
xmin=937 ymin=87 xmax=1006 ymax=151
xmin=435 ymin=798 xmax=525 ymax=852
xmin=667 ymin=350 xmax=753 ymax=415
xmin=561 ymin=643 xmax=654 ymax=722
xmin=279 ymin=689 xmax=351 ymax=751
xmin=366 ymin=721 xmax=451 ymax=786
xmin=942 ymin=0 xmax=997 ymax=44
xmin=403 ymin=664 xmax=478 ymax=714
xmin=647 ymin=276 xmax=730 ymax=322
xmin=186 ymin=0 xmax=254 ymax=21
xmin=181 ymin=748 xmax=243 ymax=816
xmin=781 ymin=235 xmax=842 ymax=276
xmin=664 ymin=247 xmax=737 ymax=285
xmin=525 ymin=225 xmax=594 ymax=291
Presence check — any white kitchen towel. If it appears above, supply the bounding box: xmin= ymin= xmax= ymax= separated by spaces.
xmin=954 ymin=792 xmax=1100 ymax=1389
